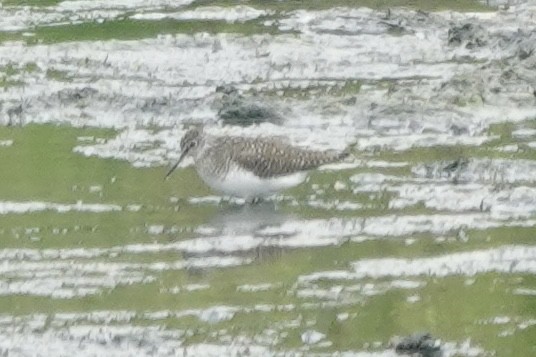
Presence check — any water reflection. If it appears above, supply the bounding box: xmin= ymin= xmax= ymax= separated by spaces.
xmin=208 ymin=201 xmax=290 ymax=237
xmin=182 ymin=201 xmax=291 ymax=266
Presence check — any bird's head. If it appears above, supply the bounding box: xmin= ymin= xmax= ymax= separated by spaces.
xmin=179 ymin=127 xmax=201 ymax=154
xmin=165 ymin=127 xmax=203 ymax=179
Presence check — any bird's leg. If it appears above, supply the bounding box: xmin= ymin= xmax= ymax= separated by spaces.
xmin=247 ymin=197 xmax=262 ymax=205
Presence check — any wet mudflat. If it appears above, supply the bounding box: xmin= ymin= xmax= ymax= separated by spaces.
xmin=0 ymin=0 xmax=536 ymax=356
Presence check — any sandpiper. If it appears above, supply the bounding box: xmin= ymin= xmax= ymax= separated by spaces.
xmin=165 ymin=128 xmax=350 ymax=200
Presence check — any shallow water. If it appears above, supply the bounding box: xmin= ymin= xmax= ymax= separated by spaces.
xmin=1 ymin=0 xmax=536 ymax=356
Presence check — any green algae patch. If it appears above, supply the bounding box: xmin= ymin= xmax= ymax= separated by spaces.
xmin=3 ymin=0 xmax=62 ymax=5
xmin=0 ymin=124 xmax=214 ymax=249
xmin=16 ymin=18 xmax=278 ymax=44
xmin=0 ymin=0 xmax=490 ymax=45
xmin=189 ymin=0 xmax=490 ymax=12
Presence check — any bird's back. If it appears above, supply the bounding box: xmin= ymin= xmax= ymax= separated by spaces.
xmin=203 ymin=135 xmax=349 ymax=179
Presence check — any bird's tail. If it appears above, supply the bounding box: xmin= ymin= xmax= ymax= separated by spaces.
xmin=320 ymin=146 xmax=353 ymax=165
xmin=338 ymin=140 xmax=357 ymax=160
xmin=338 ymin=148 xmax=351 ymax=160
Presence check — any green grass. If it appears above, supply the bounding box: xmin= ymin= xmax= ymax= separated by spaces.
xmin=2 ymin=241 xmax=535 ymax=355
xmin=6 ymin=19 xmax=279 ymax=44
xmin=188 ymin=0 xmax=490 ymax=12
xmin=1 ymin=124 xmax=536 ymax=355
xmin=0 ymin=125 xmax=202 ymax=203
xmin=0 ymin=63 xmax=18 ymax=76
xmin=46 ymin=68 xmax=71 ymax=81
xmin=23 ymin=62 xmax=39 ymax=73
xmin=2 ymin=0 xmax=492 ymax=11
xmin=256 ymin=80 xmax=363 ymax=100
xmin=0 ymin=0 xmax=531 ymax=352
xmin=0 ymin=125 xmax=216 ymax=249
xmin=0 ymin=0 xmax=491 ymax=45
xmin=0 ymin=61 xmax=47 ymax=88
xmin=0 ymin=77 xmax=22 ymax=88
xmin=2 ymin=0 xmax=62 ymax=5
xmin=0 ymin=63 xmax=23 ymax=88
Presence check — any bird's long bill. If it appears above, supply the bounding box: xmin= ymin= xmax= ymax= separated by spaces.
xmin=164 ymin=149 xmax=188 ymax=180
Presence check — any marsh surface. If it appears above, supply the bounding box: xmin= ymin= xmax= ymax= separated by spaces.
xmin=0 ymin=0 xmax=536 ymax=355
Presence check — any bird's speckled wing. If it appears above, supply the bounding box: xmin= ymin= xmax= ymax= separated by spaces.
xmin=228 ymin=137 xmax=348 ymax=178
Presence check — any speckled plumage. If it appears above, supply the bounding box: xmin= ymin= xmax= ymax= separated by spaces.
xmin=198 ymin=134 xmax=348 ymax=178
xmin=167 ymin=128 xmax=350 ymax=199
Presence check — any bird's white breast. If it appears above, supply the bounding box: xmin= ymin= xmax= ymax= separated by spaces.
xmin=197 ymin=166 xmax=307 ymax=200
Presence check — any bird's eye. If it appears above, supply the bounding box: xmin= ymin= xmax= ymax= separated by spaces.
xmin=190 ymin=141 xmax=196 ymax=148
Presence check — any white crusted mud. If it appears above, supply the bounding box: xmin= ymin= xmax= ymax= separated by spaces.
xmin=1 ymin=2 xmax=536 ymax=357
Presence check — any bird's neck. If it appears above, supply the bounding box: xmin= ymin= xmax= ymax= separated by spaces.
xmin=192 ymin=134 xmax=210 ymax=161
